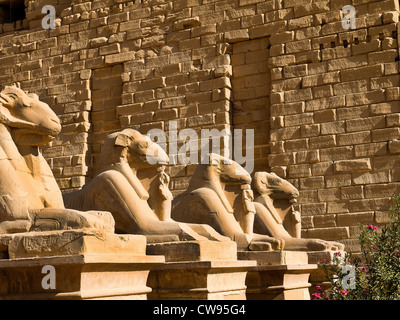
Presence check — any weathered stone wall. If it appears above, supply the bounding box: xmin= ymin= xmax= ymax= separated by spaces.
xmin=266 ymin=0 xmax=400 ymax=253
xmin=0 ymin=0 xmax=399 ymax=252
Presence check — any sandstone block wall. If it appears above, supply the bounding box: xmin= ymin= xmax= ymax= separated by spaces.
xmin=0 ymin=0 xmax=398 ymax=252
xmin=266 ymin=0 xmax=400 ymax=252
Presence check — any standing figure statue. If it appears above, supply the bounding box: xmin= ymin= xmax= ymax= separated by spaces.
xmin=240 ymin=184 xmax=256 ymax=235
xmin=154 ymin=166 xmax=174 ymax=222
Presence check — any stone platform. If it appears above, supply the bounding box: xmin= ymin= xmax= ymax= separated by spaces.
xmin=0 ymin=230 xmax=164 ymax=300
xmin=238 ymin=251 xmax=318 ymax=300
xmin=146 ymin=240 xmax=256 ymax=300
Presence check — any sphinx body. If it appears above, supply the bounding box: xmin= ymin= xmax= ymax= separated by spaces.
xmin=0 ymin=85 xmax=114 ymax=235
xmin=252 ymin=172 xmax=345 ymax=252
xmin=64 ymin=129 xmax=228 ymax=242
xmin=171 ymin=154 xmax=284 ymax=251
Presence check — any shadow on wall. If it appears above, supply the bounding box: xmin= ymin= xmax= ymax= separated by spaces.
xmin=0 ymin=0 xmax=26 ymax=24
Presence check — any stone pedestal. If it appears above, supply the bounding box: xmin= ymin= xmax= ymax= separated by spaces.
xmin=0 ymin=230 xmax=164 ymax=300
xmin=146 ymin=240 xmax=257 ymax=300
xmin=238 ymin=251 xmax=318 ymax=300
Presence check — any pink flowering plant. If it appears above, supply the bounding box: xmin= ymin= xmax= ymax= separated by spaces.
xmin=312 ymin=251 xmax=368 ymax=300
xmin=313 ymin=194 xmax=400 ymax=300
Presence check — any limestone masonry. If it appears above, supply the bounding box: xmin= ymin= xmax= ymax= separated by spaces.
xmin=0 ymin=0 xmax=399 ymax=254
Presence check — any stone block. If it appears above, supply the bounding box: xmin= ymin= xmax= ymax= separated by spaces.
xmin=287 ymin=164 xmax=312 ymax=178
xmin=146 ymin=241 xmax=237 ymax=263
xmin=346 ymin=90 xmax=385 ymax=107
xmin=288 ymin=15 xmax=314 ymax=30
xmin=352 ymin=171 xmax=391 ymax=185
xmin=320 ymin=121 xmax=345 ymax=135
xmin=309 ymin=135 xmax=336 ymax=149
xmin=249 ymin=21 xmax=287 ymax=38
xmin=341 ymin=64 xmax=384 ymax=82
xmin=313 ymin=215 xmax=336 ymax=228
xmin=300 ymin=203 xmax=326 ymax=216
xmin=300 ymin=176 xmax=324 ymax=189
xmin=270 ymin=31 xmax=294 ymax=45
xmin=334 ymin=159 xmax=372 ymax=173
xmin=269 ymin=55 xmax=296 ymax=67
xmin=286 ymin=39 xmax=311 ymax=53
xmin=0 ymin=231 xmax=164 ymax=300
xmin=105 ymin=52 xmax=135 ymax=65
xmin=348 ymin=198 xmax=393 ymax=213
xmin=337 ymin=131 xmax=370 ymax=146
xmin=225 ymin=29 xmax=250 ymax=42
xmin=346 ymin=116 xmax=386 ymax=133
xmin=146 ymin=241 xmax=256 ymax=300
xmin=368 ymin=49 xmax=398 ymax=64
xmin=327 ymin=56 xmax=368 ymax=71
xmin=355 ymin=142 xmax=388 ymax=157
xmin=297 ymin=150 xmax=320 ymax=164
xmin=268 ymin=153 xmax=296 ymax=167
xmin=389 ymin=140 xmax=400 ymax=154
xmin=238 ymin=251 xmax=317 ymax=300
xmin=325 ymin=174 xmax=351 ymax=188
xmin=364 ymin=183 xmax=400 ymax=199
xmin=372 ymin=128 xmax=400 ymax=142
xmin=305 ymin=227 xmax=350 ymax=241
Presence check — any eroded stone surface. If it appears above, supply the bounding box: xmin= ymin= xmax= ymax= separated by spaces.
xmin=0 ymin=85 xmax=115 ymax=235
xmin=64 ymin=129 xmax=232 ymax=244
xmin=1 ymin=229 xmax=147 ymax=259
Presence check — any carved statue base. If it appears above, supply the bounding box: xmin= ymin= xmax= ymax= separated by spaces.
xmin=0 ymin=230 xmax=164 ymax=300
xmin=146 ymin=240 xmax=256 ymax=300
xmin=238 ymin=251 xmax=318 ymax=300
xmin=146 ymin=239 xmax=238 ymax=262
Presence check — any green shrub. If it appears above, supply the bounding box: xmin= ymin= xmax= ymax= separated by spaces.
xmin=312 ymin=194 xmax=400 ymax=300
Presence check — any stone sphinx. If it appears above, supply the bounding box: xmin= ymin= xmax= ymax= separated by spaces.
xmin=0 ymin=85 xmax=113 ymax=235
xmin=64 ymin=128 xmax=228 ymax=243
xmin=0 ymin=86 xmax=165 ymax=300
xmin=172 ymin=154 xmax=345 ymax=252
xmin=62 ymin=129 xmax=257 ymax=300
xmin=252 ymin=172 xmax=344 ymax=251
xmin=171 ymin=153 xmax=284 ymax=251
